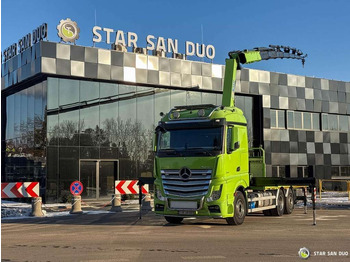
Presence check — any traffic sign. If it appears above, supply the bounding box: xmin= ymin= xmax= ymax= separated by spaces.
xmin=70 ymin=181 xmax=83 ymax=195
xmin=1 ymin=182 xmax=39 ymax=198
xmin=115 ymin=180 xmax=149 ymax=195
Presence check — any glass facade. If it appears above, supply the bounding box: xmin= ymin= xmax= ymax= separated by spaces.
xmin=4 ymin=81 xmax=47 ymax=196
xmin=1 ymin=76 xmax=261 ymax=202
xmin=43 ymin=77 xmax=254 ymax=202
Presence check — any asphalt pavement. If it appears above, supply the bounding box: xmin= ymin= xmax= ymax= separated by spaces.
xmin=2 ymin=208 xmax=350 ymax=262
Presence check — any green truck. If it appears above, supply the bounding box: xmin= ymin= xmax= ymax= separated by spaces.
xmin=153 ymin=46 xmax=315 ymax=225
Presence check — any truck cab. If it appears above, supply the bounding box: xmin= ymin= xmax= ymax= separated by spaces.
xmin=154 ymin=104 xmax=250 ymax=224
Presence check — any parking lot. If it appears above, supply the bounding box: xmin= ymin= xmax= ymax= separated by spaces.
xmin=2 ymin=208 xmax=349 ymax=262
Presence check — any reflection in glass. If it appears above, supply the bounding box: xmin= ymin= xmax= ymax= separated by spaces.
xmin=154 ymin=91 xmax=171 ymax=123
xmin=59 ymin=111 xmax=79 ymax=146
xmin=270 ymin=110 xmax=277 ymax=128
xmin=6 ymin=95 xmax=14 ymax=140
xmin=80 ymin=105 xmax=100 ymax=146
xmin=186 ymin=91 xmax=201 ymax=105
xmin=294 ymin=112 xmax=302 ymax=129
xmin=322 ymin=114 xmax=328 ymax=131
xmin=287 ymin=111 xmax=294 ymax=129
xmin=303 ymin=112 xmax=311 ymax=130
xmin=99 ymin=161 xmax=118 ymax=197
xmin=47 ymin=78 xmax=58 ymax=110
xmin=80 ymin=161 xmax=97 ymax=198
xmin=329 ymin=115 xmax=338 ymax=131
xmin=202 ymin=92 xmax=217 ymax=105
xmin=100 ymin=82 xmax=118 ymax=99
xmin=14 ymin=93 xmax=21 ymax=138
xmin=20 ymin=89 xmax=28 ymax=144
xmin=27 ymin=86 xmax=35 ymax=148
xmin=80 ymin=80 xmax=99 ymax=102
xmin=100 ymin=102 xmax=118 ymax=147
xmin=170 ymin=90 xmax=186 ymax=108
xmin=59 ymin=79 xmax=79 ymax=106
xmin=312 ymin=113 xmax=319 ymax=130
xmin=339 ymin=115 xmax=348 ymax=131
xmin=278 ymin=110 xmax=285 ymax=128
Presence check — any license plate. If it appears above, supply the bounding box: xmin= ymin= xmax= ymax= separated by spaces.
xmin=170 ymin=201 xmax=197 ymax=209
xmin=179 ymin=210 xmax=196 ymax=215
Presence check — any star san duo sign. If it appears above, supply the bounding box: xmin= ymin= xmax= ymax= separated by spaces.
xmin=92 ymin=26 xmax=216 ymax=60
xmin=1 ymin=23 xmax=47 ymax=63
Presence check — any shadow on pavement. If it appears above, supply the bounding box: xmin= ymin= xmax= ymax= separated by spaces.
xmin=1 ymin=210 xmax=242 ymax=227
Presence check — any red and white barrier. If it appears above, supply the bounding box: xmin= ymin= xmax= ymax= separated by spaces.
xmin=1 ymin=182 xmax=39 ymax=198
xmin=115 ymin=180 xmax=149 ymax=195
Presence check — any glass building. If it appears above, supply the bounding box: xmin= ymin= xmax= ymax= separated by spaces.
xmin=2 ymin=41 xmax=350 ymax=202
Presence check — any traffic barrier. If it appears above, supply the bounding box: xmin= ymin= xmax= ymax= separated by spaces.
xmin=31 ymin=197 xmax=44 ymax=217
xmin=115 ymin=180 xmax=149 ymax=194
xmin=70 ymin=195 xmax=83 ymax=214
xmin=1 ymin=182 xmax=39 ymax=198
xmin=110 ymin=194 xmax=122 ymax=212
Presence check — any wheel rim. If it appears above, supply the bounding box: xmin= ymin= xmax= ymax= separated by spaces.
xmin=289 ymin=194 xmax=293 ymax=207
xmin=236 ymin=199 xmax=245 ymax=218
xmin=278 ymin=194 xmax=284 ymax=211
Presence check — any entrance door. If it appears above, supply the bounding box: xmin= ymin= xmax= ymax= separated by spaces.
xmin=99 ymin=161 xmax=118 ymax=198
xmin=80 ymin=161 xmax=97 ymax=198
xmin=80 ymin=160 xmax=119 ymax=199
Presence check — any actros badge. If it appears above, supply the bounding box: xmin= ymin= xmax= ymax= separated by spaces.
xmin=57 ymin=18 xmax=80 ymax=43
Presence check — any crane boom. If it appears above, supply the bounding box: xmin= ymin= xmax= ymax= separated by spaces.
xmin=222 ymin=45 xmax=307 ymax=107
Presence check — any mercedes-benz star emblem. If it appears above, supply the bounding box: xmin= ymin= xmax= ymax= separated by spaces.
xmin=179 ymin=167 xmax=191 ymax=180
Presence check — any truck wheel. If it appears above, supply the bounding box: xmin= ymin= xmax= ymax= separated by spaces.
xmin=284 ymin=188 xmax=294 ymax=214
xmin=226 ymin=191 xmax=246 ymax=225
xmin=165 ymin=216 xmax=183 ymax=224
xmin=271 ymin=189 xmax=285 ymax=216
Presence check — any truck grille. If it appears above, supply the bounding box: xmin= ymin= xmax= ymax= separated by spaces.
xmin=161 ymin=169 xmax=212 ymax=197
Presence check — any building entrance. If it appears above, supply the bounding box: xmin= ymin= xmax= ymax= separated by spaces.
xmin=79 ymin=160 xmax=119 ymax=199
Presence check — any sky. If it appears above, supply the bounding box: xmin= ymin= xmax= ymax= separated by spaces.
xmin=1 ymin=0 xmax=350 ymax=82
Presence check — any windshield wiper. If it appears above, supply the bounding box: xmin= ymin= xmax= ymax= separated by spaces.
xmin=159 ymin=149 xmax=180 ymax=155
xmin=186 ymin=147 xmax=216 ymax=156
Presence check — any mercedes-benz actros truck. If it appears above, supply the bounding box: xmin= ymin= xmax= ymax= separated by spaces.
xmin=153 ymin=45 xmax=315 ymax=225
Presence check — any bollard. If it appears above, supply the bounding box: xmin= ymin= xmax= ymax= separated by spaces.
xmin=70 ymin=195 xmax=83 ymax=214
xmin=303 ymin=187 xmax=307 ymax=214
xmin=312 ymin=187 xmax=316 ymax=226
xmin=31 ymin=197 xmax=44 ymax=217
xmin=110 ymin=194 xmax=122 ymax=212
xmin=141 ymin=193 xmax=152 ymax=211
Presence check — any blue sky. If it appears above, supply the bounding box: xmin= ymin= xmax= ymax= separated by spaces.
xmin=2 ymin=0 xmax=350 ymax=81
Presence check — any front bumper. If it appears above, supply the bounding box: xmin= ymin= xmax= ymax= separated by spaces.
xmin=154 ymin=195 xmax=233 ymax=218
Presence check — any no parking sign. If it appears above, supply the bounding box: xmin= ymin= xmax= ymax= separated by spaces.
xmin=70 ymin=181 xmax=83 ymax=195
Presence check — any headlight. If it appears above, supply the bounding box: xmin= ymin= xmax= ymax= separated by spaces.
xmin=156 ymin=189 xmax=166 ymax=201
xmin=207 ymin=185 xmax=222 ymax=202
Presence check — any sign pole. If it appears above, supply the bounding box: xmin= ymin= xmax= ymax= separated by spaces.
xmin=139 ymin=183 xmax=142 ymax=219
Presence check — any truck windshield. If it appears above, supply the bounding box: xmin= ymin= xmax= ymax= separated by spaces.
xmin=157 ymin=127 xmax=223 ymax=156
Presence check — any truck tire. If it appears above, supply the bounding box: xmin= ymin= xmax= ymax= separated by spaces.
xmin=271 ymin=189 xmax=285 ymax=216
xmin=165 ymin=216 xmax=183 ymax=224
xmin=284 ymin=188 xmax=294 ymax=214
xmin=226 ymin=191 xmax=246 ymax=225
